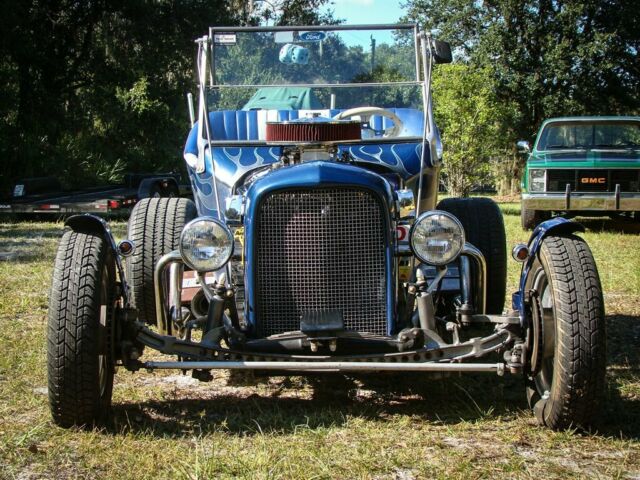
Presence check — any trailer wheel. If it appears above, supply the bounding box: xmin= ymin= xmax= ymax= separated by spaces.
xmin=437 ymin=197 xmax=507 ymax=314
xmin=47 ymin=230 xmax=116 ymax=427
xmin=126 ymin=198 xmax=197 ymax=324
xmin=524 ymin=233 xmax=606 ymax=430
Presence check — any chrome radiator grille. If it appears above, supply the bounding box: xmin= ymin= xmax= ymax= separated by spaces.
xmin=255 ymin=188 xmax=388 ymax=337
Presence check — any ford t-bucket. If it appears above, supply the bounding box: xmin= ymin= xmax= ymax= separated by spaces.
xmin=47 ymin=24 xmax=606 ymax=431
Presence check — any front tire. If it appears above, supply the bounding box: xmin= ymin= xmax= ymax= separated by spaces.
xmin=47 ymin=230 xmax=116 ymax=428
xmin=525 ymin=233 xmax=606 ymax=430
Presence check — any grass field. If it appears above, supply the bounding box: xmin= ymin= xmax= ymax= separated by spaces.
xmin=1 ymin=203 xmax=639 ymax=479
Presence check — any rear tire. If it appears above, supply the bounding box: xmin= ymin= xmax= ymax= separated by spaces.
xmin=126 ymin=197 xmax=197 ymax=324
xmin=521 ymin=206 xmax=549 ymax=230
xmin=47 ymin=230 xmax=116 ymax=428
xmin=524 ymin=234 xmax=606 ymax=430
xmin=437 ymin=197 xmax=507 ymax=314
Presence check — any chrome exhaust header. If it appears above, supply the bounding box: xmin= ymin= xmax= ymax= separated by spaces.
xmin=154 ymin=250 xmax=183 ymax=335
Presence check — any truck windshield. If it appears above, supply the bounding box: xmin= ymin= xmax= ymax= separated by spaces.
xmin=538 ymin=121 xmax=640 ymax=151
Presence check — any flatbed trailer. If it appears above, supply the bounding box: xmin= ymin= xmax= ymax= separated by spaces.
xmin=0 ymin=174 xmax=191 ymax=216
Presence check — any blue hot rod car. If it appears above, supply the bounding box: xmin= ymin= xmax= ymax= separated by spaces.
xmin=47 ymin=24 xmax=606 ymax=431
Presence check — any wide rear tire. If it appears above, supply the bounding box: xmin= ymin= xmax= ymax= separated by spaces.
xmin=47 ymin=230 xmax=116 ymax=428
xmin=437 ymin=197 xmax=507 ymax=314
xmin=126 ymin=197 xmax=197 ymax=324
xmin=524 ymin=233 xmax=606 ymax=430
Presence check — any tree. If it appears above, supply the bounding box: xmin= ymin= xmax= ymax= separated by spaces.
xmin=432 ymin=64 xmax=505 ymax=197
xmin=403 ymin=0 xmax=640 ymax=194
xmin=0 ymin=0 xmax=334 ymax=193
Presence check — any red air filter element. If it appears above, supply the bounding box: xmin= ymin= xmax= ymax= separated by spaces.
xmin=266 ymin=121 xmax=361 ymax=143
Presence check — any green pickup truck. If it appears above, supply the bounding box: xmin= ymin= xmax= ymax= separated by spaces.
xmin=519 ymin=116 xmax=640 ymax=229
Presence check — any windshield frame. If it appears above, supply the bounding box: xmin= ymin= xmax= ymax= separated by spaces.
xmin=208 ymin=24 xmax=421 ymax=88
xmin=196 ymin=23 xmax=431 ymax=147
xmin=191 ymin=23 xmax=442 ymax=241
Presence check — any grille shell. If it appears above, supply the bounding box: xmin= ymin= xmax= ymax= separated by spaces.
xmin=546 ymin=169 xmax=640 ymax=192
xmin=254 ymin=188 xmax=388 ymax=337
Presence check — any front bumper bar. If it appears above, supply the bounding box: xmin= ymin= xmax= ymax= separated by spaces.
xmin=142 ymin=360 xmax=505 ymax=374
xmin=129 ymin=318 xmax=517 ymax=374
xmin=522 ymin=188 xmax=640 ymax=211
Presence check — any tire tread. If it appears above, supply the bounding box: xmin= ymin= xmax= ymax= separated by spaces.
xmin=47 ymin=231 xmax=112 ymax=427
xmin=126 ymin=197 xmax=196 ymax=324
xmin=534 ymin=234 xmax=606 ymax=430
xmin=437 ymin=197 xmax=507 ymax=314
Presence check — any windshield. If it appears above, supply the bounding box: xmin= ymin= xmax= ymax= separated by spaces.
xmin=204 ymin=26 xmax=425 ymax=138
xmin=212 ymin=27 xmax=418 ymax=86
xmin=537 ymin=121 xmax=640 ymax=151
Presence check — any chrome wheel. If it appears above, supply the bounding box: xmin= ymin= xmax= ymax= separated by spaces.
xmin=531 ymin=267 xmax=556 ymax=398
xmin=98 ymin=304 xmax=108 ymax=397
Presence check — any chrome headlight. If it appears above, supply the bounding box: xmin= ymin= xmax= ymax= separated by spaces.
xmin=529 ymin=169 xmax=546 ymax=192
xmin=410 ymin=211 xmax=465 ymax=266
xmin=179 ymin=217 xmax=233 ymax=272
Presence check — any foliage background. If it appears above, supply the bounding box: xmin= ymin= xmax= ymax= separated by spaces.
xmin=404 ymin=0 xmax=640 ymax=195
xmin=0 ymin=0 xmax=638 ymax=197
xmin=0 ymin=0 xmax=333 ymax=195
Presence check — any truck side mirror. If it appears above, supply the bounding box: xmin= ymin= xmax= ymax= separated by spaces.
xmin=517 ymin=140 xmax=530 ymax=153
xmin=431 ymin=39 xmax=452 ymax=64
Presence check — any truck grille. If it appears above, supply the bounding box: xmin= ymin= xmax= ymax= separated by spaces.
xmin=255 ymin=188 xmax=388 ymax=337
xmin=546 ymin=169 xmax=640 ymax=192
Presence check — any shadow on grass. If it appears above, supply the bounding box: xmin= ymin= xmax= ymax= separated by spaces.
xmin=0 ymin=226 xmax=64 ymax=238
xmin=599 ymin=312 xmax=640 ymax=439
xmin=0 ymin=230 xmax=62 ymax=262
xmin=577 ymin=216 xmax=640 ymax=234
xmin=107 ymin=373 xmax=528 ymax=438
xmin=499 ymin=204 xmax=521 ymax=217
xmin=104 ymin=312 xmax=640 ymax=439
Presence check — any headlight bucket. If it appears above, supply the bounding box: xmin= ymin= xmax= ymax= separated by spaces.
xmin=410 ymin=210 xmax=465 ymax=266
xmin=529 ymin=169 xmax=546 ymax=192
xmin=179 ymin=217 xmax=234 ymax=272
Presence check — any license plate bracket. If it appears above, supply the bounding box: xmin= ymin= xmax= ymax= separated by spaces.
xmin=300 ymin=310 xmax=344 ymax=335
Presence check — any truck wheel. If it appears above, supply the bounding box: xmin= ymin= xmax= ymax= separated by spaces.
xmin=521 ymin=206 xmax=549 ymax=230
xmin=524 ymin=234 xmax=605 ymax=430
xmin=126 ymin=197 xmax=197 ymax=324
xmin=437 ymin=197 xmax=507 ymax=314
xmin=48 ymin=230 xmax=116 ymax=427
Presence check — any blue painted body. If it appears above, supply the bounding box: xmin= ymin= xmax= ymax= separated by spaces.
xmin=242 ymin=161 xmax=397 ymax=335
xmin=184 ymin=109 xmax=429 ymax=215
xmin=512 ymin=217 xmax=585 ymax=323
xmin=183 ymin=108 xmax=426 ymax=337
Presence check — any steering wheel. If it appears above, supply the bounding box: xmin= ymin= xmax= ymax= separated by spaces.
xmin=334 ymin=107 xmax=404 ymax=138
